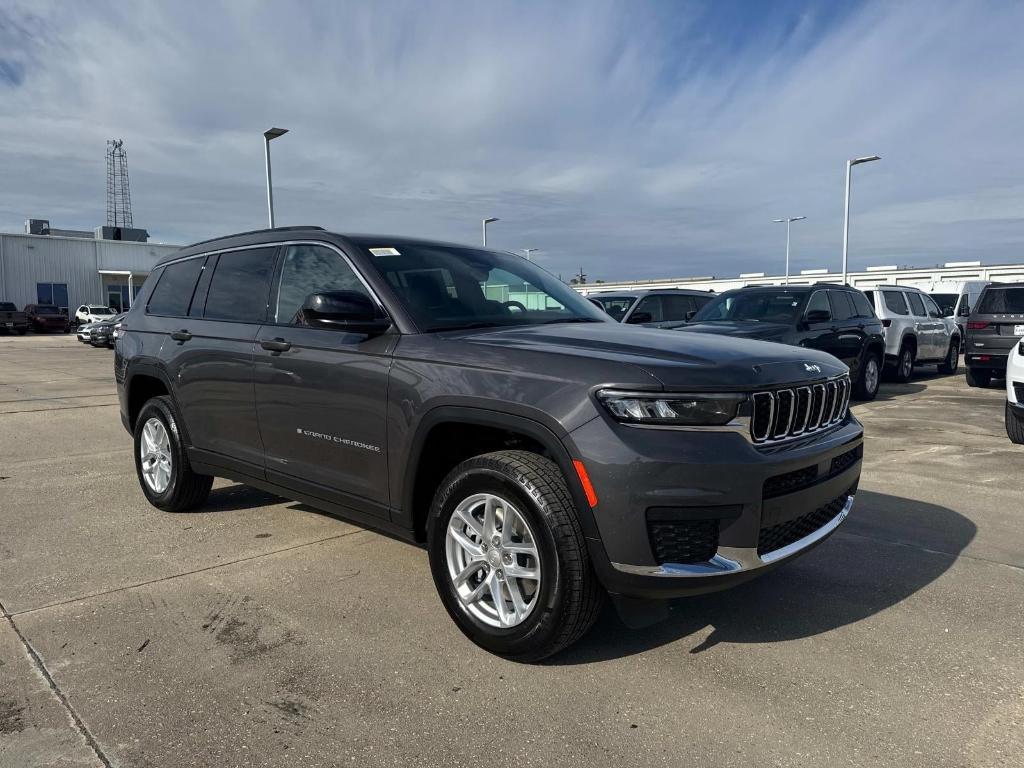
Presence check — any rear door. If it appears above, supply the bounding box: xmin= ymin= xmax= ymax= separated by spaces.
xmin=825 ymin=290 xmax=865 ymax=369
xmin=162 ymin=246 xmax=277 ymax=472
xmin=253 ymin=243 xmax=395 ymax=513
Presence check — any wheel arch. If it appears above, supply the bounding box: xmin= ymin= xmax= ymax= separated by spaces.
xmin=402 ymin=406 xmax=598 ymax=544
xmin=124 ymin=365 xmax=191 ymax=442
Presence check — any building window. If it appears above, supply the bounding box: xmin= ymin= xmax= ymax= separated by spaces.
xmin=37 ymin=282 xmax=69 ymax=310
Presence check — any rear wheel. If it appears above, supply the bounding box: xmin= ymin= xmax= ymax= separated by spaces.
xmin=133 ymin=396 xmax=212 ymax=512
xmin=892 ymin=343 xmax=915 ymax=383
xmin=938 ymin=339 xmax=960 ymax=374
xmin=966 ymin=368 xmax=992 ymax=388
xmin=427 ymin=450 xmax=603 ymax=662
xmin=853 ymin=351 xmax=881 ymax=400
xmin=1007 ymin=403 xmax=1024 ymax=444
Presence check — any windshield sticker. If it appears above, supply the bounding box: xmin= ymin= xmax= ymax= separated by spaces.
xmin=369 ymin=247 xmax=400 ymax=257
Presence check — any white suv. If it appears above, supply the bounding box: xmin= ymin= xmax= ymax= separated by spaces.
xmin=1006 ymin=341 xmax=1024 ymax=444
xmin=861 ymin=285 xmax=960 ymax=382
xmin=75 ymin=304 xmax=116 ymax=325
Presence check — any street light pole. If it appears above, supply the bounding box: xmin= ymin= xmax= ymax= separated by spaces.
xmin=842 ymin=155 xmax=880 ymax=284
xmin=772 ymin=216 xmax=806 ymax=285
xmin=263 ymin=127 xmax=289 ymax=228
xmin=522 ymin=248 xmax=539 ymax=261
xmin=482 ymin=217 xmax=499 ymax=247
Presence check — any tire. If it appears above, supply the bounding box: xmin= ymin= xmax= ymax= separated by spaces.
xmin=427 ymin=450 xmax=604 ymax=662
xmin=892 ymin=342 xmax=915 ymax=383
xmin=1007 ymin=403 xmax=1024 ymax=444
xmin=133 ymin=396 xmax=212 ymax=512
xmin=966 ymin=367 xmax=992 ymax=388
xmin=938 ymin=339 xmax=960 ymax=374
xmin=853 ymin=350 xmax=881 ymax=401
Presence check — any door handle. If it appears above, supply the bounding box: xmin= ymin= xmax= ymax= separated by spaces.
xmin=261 ymin=338 xmax=292 ymax=354
xmin=170 ymin=329 xmax=192 ymax=343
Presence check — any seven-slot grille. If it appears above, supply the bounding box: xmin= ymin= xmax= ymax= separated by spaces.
xmin=750 ymin=375 xmax=850 ymax=444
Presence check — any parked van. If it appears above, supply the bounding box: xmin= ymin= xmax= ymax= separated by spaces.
xmin=914 ymin=279 xmax=990 ymax=347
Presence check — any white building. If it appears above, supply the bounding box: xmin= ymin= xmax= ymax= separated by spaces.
xmin=575 ymin=260 xmax=1024 ymax=296
xmin=0 ymin=224 xmax=180 ymax=313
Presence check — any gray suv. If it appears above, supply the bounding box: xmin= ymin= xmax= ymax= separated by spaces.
xmin=116 ymin=227 xmax=864 ymax=660
xmin=965 ymin=282 xmax=1024 ymax=387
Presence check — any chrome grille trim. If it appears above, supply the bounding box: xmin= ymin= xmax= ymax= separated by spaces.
xmin=750 ymin=374 xmax=851 ymax=445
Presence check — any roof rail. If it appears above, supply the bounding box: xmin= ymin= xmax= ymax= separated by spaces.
xmin=184 ymin=225 xmax=325 ymax=250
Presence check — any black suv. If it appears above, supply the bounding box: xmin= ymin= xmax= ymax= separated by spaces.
xmin=116 ymin=228 xmax=864 ymax=660
xmin=676 ymin=285 xmax=886 ymax=401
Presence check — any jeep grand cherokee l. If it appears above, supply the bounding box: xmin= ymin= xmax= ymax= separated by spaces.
xmin=116 ymin=227 xmax=864 ymax=661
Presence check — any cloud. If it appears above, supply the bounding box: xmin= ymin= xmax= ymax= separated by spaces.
xmin=0 ymin=0 xmax=1021 ymax=280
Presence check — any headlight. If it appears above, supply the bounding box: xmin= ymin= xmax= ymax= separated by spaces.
xmin=597 ymin=390 xmax=744 ymax=426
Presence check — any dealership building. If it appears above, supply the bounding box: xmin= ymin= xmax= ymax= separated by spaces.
xmin=0 ymin=219 xmax=180 ymax=314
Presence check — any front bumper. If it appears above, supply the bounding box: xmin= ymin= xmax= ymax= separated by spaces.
xmin=568 ymin=411 xmax=863 ymax=599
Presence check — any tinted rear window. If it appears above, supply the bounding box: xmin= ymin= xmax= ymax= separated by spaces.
xmin=978 ymin=287 xmax=1024 ymax=314
xmin=850 ymin=291 xmax=875 ymax=318
xmin=906 ymin=292 xmax=926 ymax=316
xmin=828 ymin=291 xmax=856 ymax=322
xmin=36 ymin=306 xmax=61 ymax=315
xmin=882 ymin=290 xmax=908 ymax=315
xmin=148 ymin=258 xmax=205 ymax=316
xmin=0 ymin=302 xmax=15 ymax=311
xmin=202 ymin=248 xmax=276 ymax=323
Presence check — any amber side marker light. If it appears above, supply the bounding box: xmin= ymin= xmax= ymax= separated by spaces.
xmin=572 ymin=459 xmax=598 ymax=508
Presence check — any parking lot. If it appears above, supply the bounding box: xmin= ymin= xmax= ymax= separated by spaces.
xmin=0 ymin=334 xmax=1021 ymax=768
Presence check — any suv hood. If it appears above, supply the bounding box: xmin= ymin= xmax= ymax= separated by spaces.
xmin=455 ymin=322 xmax=846 ymax=390
xmin=676 ymin=320 xmax=792 ymax=342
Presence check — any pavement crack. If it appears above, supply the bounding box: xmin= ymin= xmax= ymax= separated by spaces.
xmin=0 ymin=598 xmax=113 ymax=768
xmin=8 ymin=528 xmax=368 ymax=618
xmin=836 ymin=529 xmax=1024 ymax=573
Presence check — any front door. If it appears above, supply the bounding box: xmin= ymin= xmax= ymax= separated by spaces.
xmin=800 ymin=290 xmax=839 ymax=360
xmin=253 ymin=243 xmax=395 ymax=514
xmin=826 ymin=290 xmax=866 ymax=369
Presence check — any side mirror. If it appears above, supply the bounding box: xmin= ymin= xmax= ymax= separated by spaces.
xmin=804 ymin=309 xmax=832 ymax=324
xmin=298 ymin=291 xmax=391 ymax=335
xmin=685 ymin=310 xmax=697 ymax=322
xmin=627 ymin=311 xmax=653 ymax=324
xmin=957 ymin=305 xmax=970 ymax=317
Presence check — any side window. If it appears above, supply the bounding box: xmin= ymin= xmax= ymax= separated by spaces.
xmin=147 ymin=258 xmax=205 ymax=317
xmin=693 ymin=294 xmax=714 ymax=311
xmin=203 ymin=247 xmax=277 ymax=323
xmin=827 ymin=290 xmax=856 ymax=322
xmin=922 ymin=295 xmax=942 ymax=318
xmin=851 ymin=291 xmax=875 ymax=318
xmin=661 ymin=295 xmax=695 ymax=321
xmin=275 ymin=245 xmax=371 ymax=324
xmin=906 ymin=291 xmax=926 ymax=317
xmin=630 ymin=295 xmax=663 ymax=323
xmin=804 ymin=290 xmax=831 ymax=320
xmin=882 ymin=290 xmax=909 ymax=315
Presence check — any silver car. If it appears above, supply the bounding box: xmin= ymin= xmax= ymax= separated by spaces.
xmin=861 ymin=285 xmax=960 ymax=381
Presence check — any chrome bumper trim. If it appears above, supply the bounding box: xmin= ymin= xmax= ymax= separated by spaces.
xmin=611 ymin=494 xmax=854 ymax=578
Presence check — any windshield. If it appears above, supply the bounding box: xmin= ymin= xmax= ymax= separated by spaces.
xmin=929 ymin=293 xmax=957 ymax=314
xmin=978 ymin=287 xmax=1024 ymax=314
xmin=90 ymin=306 xmax=115 ymax=315
xmin=692 ymin=290 xmax=807 ymax=323
xmin=356 ymin=242 xmax=607 ymax=332
xmin=0 ymin=302 xmax=15 ymax=311
xmin=590 ymin=295 xmax=636 ymax=321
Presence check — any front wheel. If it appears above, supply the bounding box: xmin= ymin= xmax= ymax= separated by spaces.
xmin=133 ymin=396 xmax=212 ymax=512
xmin=938 ymin=340 xmax=960 ymax=374
xmin=1007 ymin=403 xmax=1024 ymax=444
xmin=427 ymin=450 xmax=603 ymax=662
xmin=853 ymin=351 xmax=881 ymax=400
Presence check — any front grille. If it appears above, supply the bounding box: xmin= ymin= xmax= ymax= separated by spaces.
xmin=757 ymin=487 xmax=853 ymax=556
xmin=750 ymin=375 xmax=850 ymax=444
xmin=648 ymin=519 xmax=719 ymax=565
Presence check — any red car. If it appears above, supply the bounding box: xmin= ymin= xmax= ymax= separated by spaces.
xmin=24 ymin=304 xmax=70 ymax=333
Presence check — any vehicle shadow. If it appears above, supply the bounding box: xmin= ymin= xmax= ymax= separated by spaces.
xmin=549 ymin=489 xmax=975 ymax=665
xmin=199 ymin=483 xmax=284 ymax=512
xmin=866 ymin=382 xmax=926 ymax=402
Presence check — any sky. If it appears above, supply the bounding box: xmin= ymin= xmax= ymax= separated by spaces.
xmin=1 ymin=0 xmax=1022 ymax=282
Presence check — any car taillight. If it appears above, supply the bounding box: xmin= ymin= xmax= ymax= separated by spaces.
xmin=881 ymin=318 xmax=891 ymax=328
xmin=967 ymin=321 xmax=990 ymax=330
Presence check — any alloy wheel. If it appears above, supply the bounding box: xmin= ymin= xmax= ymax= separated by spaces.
xmin=900 ymin=349 xmax=913 ymax=379
xmin=445 ymin=492 xmax=541 ymax=628
xmin=865 ymin=357 xmax=880 ymax=395
xmin=140 ymin=417 xmax=173 ymax=494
